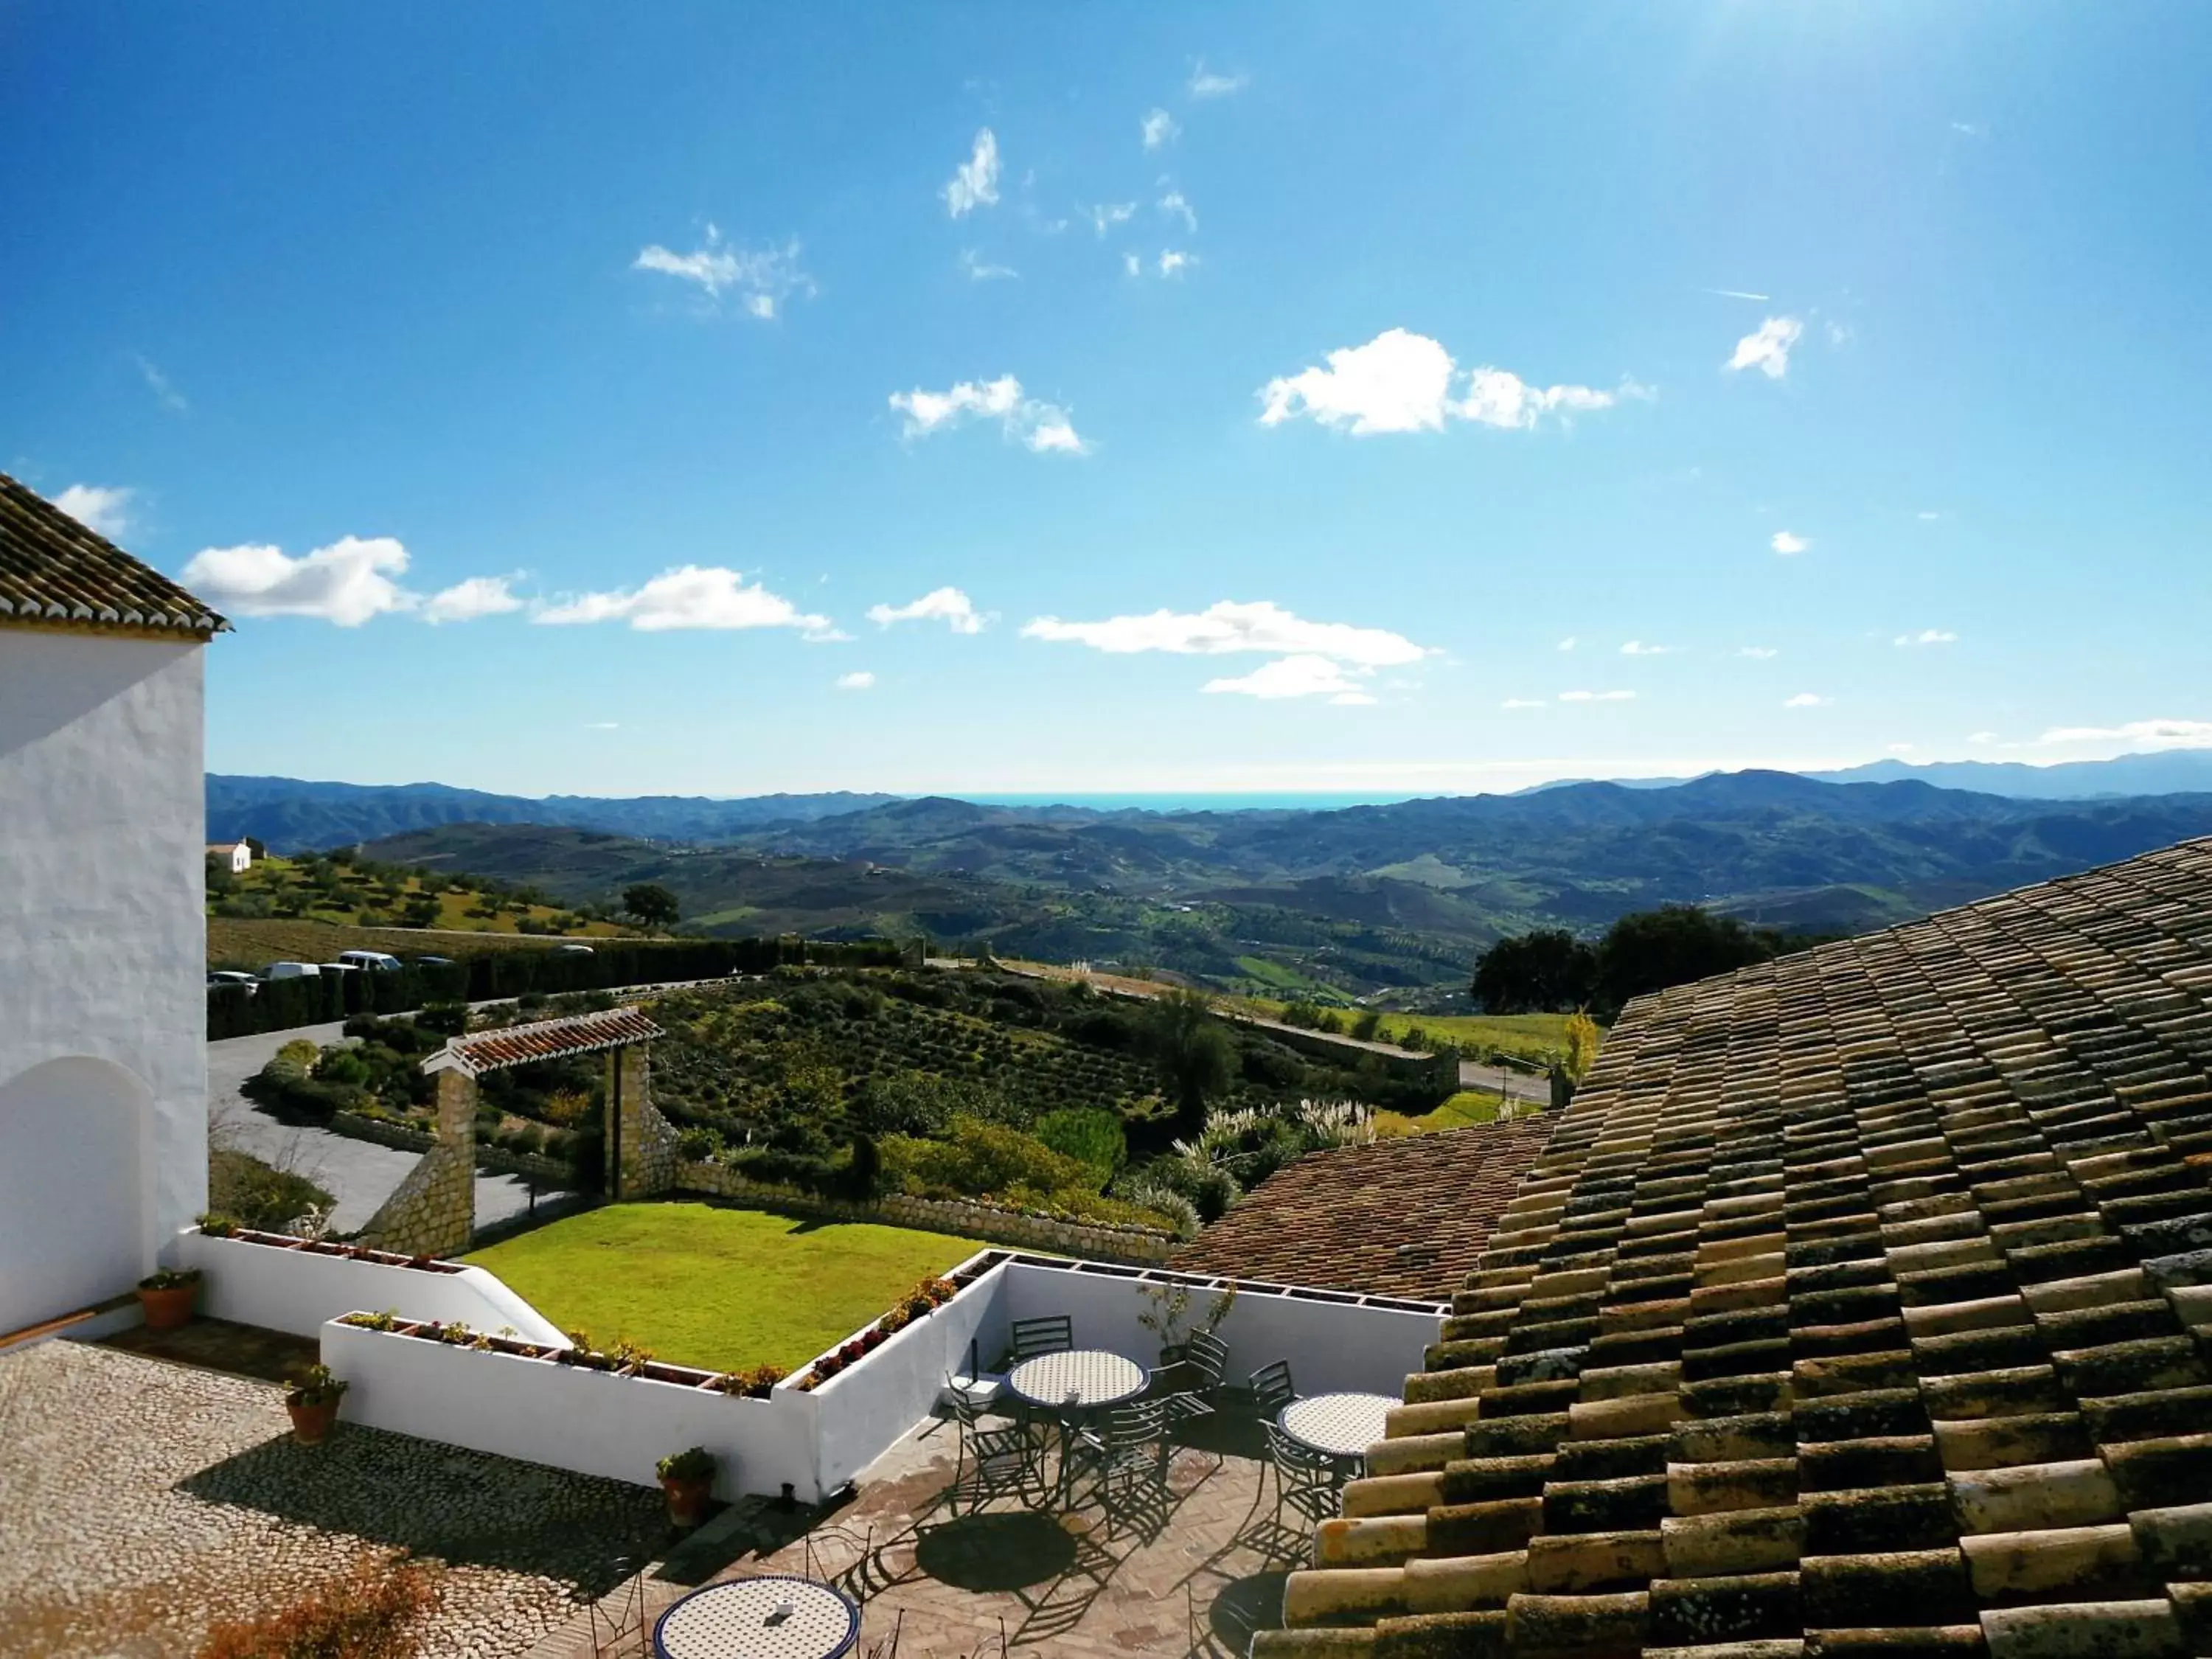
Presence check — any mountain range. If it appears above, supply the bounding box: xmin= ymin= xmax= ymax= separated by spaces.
xmin=338 ymin=768 xmax=2212 ymax=1004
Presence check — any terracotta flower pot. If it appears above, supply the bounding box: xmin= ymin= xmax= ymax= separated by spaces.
xmin=287 ymin=1397 xmax=341 ymax=1446
xmin=661 ymin=1474 xmax=714 ymax=1528
xmin=138 ymin=1283 xmax=198 ymax=1332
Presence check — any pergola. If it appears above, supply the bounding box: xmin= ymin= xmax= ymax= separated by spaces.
xmin=359 ymin=1006 xmax=675 ymax=1259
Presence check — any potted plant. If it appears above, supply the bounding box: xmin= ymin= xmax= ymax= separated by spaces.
xmin=136 ymin=1266 xmax=202 ymax=1332
xmin=655 ymin=1447 xmax=717 ymax=1528
xmin=285 ymin=1365 xmax=349 ymax=1445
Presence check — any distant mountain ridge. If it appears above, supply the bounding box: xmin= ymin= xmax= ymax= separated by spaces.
xmin=207 ymin=775 xmax=900 ymax=852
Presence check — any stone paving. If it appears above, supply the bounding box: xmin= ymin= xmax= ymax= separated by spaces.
xmin=0 ymin=1338 xmax=667 ymax=1659
xmin=528 ymin=1408 xmax=1307 ymax=1659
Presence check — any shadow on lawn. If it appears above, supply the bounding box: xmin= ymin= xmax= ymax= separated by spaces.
xmin=176 ymin=1423 xmax=667 ymax=1599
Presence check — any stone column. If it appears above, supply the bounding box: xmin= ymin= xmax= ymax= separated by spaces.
xmin=607 ymin=1042 xmax=677 ymax=1200
xmin=358 ymin=1067 xmax=478 ymax=1259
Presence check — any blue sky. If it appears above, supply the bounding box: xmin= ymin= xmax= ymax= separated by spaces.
xmin=7 ymin=3 xmax=2208 ymax=799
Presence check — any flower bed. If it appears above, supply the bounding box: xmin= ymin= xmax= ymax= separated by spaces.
xmin=793 ymin=1253 xmax=1003 ymax=1390
xmin=205 ymin=1224 xmax=467 ymax=1273
xmin=336 ymin=1312 xmax=785 ymax=1397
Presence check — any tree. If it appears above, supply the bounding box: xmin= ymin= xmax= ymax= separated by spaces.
xmin=1142 ymin=989 xmax=1237 ymax=1133
xmin=1471 ymin=928 xmax=1599 ymax=1014
xmin=1593 ymin=905 xmax=1777 ymax=1016
xmin=622 ymin=882 xmax=681 ymax=933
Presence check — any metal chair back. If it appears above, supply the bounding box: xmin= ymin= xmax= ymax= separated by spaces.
xmin=1009 ymin=1315 xmax=1074 ymax=1362
xmin=1185 ymin=1329 xmax=1228 ymax=1392
xmin=1102 ymin=1396 xmax=1168 ymax=1450
xmin=1248 ymin=1358 xmax=1296 ymax=1416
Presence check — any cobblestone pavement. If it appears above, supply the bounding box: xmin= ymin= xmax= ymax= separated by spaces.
xmin=0 ymin=1340 xmax=668 ymax=1659
xmin=527 ymin=1409 xmax=1302 ymax=1659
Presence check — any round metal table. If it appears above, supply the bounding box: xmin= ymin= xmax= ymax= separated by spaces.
xmin=1279 ymin=1391 xmax=1395 ymax=1468
xmin=1006 ymin=1349 xmax=1148 ymax=1503
xmin=1006 ymin=1349 xmax=1147 ymax=1413
xmin=653 ymin=1574 xmax=859 ymax=1659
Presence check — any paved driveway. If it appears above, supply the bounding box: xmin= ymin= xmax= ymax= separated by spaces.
xmin=209 ymin=1019 xmax=566 ymax=1235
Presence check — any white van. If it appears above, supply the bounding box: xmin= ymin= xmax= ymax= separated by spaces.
xmin=262 ymin=961 xmax=321 ymax=979
xmin=337 ymin=950 xmax=404 ymax=972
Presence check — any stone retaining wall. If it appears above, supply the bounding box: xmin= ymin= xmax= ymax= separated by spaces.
xmin=673 ymin=1161 xmax=1176 ymax=1264
xmin=327 ymin=1109 xmax=569 ymax=1186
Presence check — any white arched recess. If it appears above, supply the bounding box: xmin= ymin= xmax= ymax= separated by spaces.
xmin=0 ymin=1056 xmax=154 ymax=1335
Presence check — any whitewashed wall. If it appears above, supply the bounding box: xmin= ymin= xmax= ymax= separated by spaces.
xmin=0 ymin=631 xmax=208 ymax=1333
xmin=325 ymin=1321 xmax=824 ymax=1502
xmin=181 ymin=1232 xmax=566 ymax=1346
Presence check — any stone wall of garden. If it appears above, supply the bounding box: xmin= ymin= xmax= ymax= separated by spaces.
xmin=672 ymin=1160 xmax=1176 ymax=1264
xmin=324 ymin=1108 xmax=569 ymax=1186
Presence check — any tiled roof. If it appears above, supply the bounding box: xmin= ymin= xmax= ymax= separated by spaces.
xmin=0 ymin=471 xmax=226 ymax=637
xmin=1172 ymin=1118 xmax=1558 ymax=1301
xmin=423 ymin=1007 xmax=664 ymax=1077
xmin=1266 ymin=836 xmax=2212 ymax=1659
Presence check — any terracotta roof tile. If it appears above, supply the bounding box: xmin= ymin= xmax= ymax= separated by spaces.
xmin=1261 ymin=835 xmax=2212 ymax=1659
xmin=0 ymin=471 xmax=225 ymax=637
xmin=1171 ymin=1116 xmax=1557 ymax=1299
xmin=424 ymin=1007 xmax=664 ymax=1077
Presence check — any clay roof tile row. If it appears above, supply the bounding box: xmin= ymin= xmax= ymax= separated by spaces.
xmin=0 ymin=471 xmax=225 ymax=638
xmin=425 ymin=1007 xmax=664 ymax=1077
xmin=1262 ymin=835 xmax=2212 ymax=1659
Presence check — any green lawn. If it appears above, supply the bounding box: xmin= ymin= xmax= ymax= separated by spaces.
xmin=462 ymin=1202 xmax=990 ymax=1374
xmin=1377 ymin=1089 xmax=1527 ymax=1135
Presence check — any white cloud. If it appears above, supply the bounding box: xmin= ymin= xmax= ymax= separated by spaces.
xmin=1501 ymin=698 xmax=1545 ymax=709
xmin=1022 ymin=599 xmax=1427 ymax=667
xmin=1894 ymin=628 xmax=1958 ymax=647
xmin=1784 ymin=692 xmax=1832 ymax=708
xmin=1770 ymin=530 xmax=1811 ymax=555
xmin=53 ymin=484 xmax=134 ymax=540
xmin=1557 ymin=637 xmax=1577 ymax=653
xmin=533 ymin=565 xmax=833 ymax=635
xmin=1187 ymin=61 xmax=1248 ymax=97
xmin=1141 ymin=108 xmax=1180 ymax=150
xmin=1826 ymin=319 xmax=1854 ymax=348
xmin=423 ymin=574 xmax=526 ymax=625
xmin=1258 ymin=328 xmax=1641 ymax=437
xmin=960 ymin=249 xmax=1018 ymax=281
xmin=2034 ymin=717 xmax=2212 ymax=751
xmin=888 ymin=375 xmax=1088 ymax=455
xmin=1968 ymin=731 xmax=2000 ymax=745
xmin=1158 ymin=249 xmax=1194 ymax=277
xmin=1159 ymin=189 xmax=1197 ymax=232
xmin=1619 ymin=641 xmax=1674 ymax=656
xmin=632 ymin=227 xmax=813 ymax=318
xmin=1887 ymin=742 xmax=1916 ymax=754
xmin=1203 ymin=654 xmax=1375 ymax=703
xmin=1952 ymin=121 xmax=1986 ymax=137
xmin=1088 ymin=201 xmax=1137 ymax=237
xmin=1727 ymin=315 xmax=1804 ymax=378
xmin=1702 ymin=288 xmax=1771 ymax=302
xmin=835 ymin=671 xmax=876 ymax=692
xmin=1738 ymin=646 xmax=1779 ymax=659
xmin=585 ymin=720 xmax=621 ymax=731
xmin=868 ymin=586 xmax=986 ymax=634
xmin=1558 ymin=689 xmax=1636 ymax=703
xmin=1917 ymin=510 xmax=1946 ymax=522
xmin=182 ymin=535 xmax=416 ymax=627
xmin=136 ymin=355 xmax=187 ymax=413
xmin=944 ymin=129 xmax=1001 ymax=218
xmin=1122 ymin=251 xmax=1141 ymax=277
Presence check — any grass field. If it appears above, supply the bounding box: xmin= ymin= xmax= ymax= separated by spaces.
xmin=211 ymin=854 xmax=633 ymax=939
xmin=462 ymin=1201 xmax=992 ymax=1373
xmin=1234 ymin=998 xmax=1578 ymax=1062
xmin=1376 ymin=1089 xmax=1534 ymax=1135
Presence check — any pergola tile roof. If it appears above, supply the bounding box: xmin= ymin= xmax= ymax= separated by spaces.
xmin=1172 ymin=1117 xmax=1557 ymax=1301
xmin=422 ymin=1007 xmax=664 ymax=1077
xmin=1264 ymin=835 xmax=2212 ymax=1659
xmin=0 ymin=471 xmax=226 ymax=637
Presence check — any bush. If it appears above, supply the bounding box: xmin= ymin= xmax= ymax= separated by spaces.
xmin=207 ymin=1149 xmax=335 ymax=1232
xmin=1033 ymin=1108 xmax=1126 ymax=1183
xmin=880 ymin=1116 xmax=1094 ymax=1202
xmin=195 ymin=1555 xmax=438 ymax=1659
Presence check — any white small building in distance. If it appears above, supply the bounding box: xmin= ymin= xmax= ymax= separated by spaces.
xmin=206 ymin=840 xmax=254 ymax=875
xmin=0 ymin=472 xmax=226 ymax=1337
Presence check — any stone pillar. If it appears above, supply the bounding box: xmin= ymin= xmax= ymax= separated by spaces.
xmin=358 ymin=1067 xmax=478 ymax=1259
xmin=606 ymin=1042 xmax=677 ymax=1201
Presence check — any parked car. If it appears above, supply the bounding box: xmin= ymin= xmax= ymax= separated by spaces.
xmin=412 ymin=954 xmax=456 ymax=967
xmin=336 ymin=950 xmax=403 ymax=972
xmin=552 ymin=943 xmax=595 ymax=956
xmin=207 ymin=970 xmax=257 ymax=995
xmin=262 ymin=961 xmax=320 ymax=979
xmin=317 ymin=961 xmax=360 ymax=977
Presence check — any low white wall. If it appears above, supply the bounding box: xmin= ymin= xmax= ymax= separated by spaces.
xmin=997 ymin=1260 xmax=1441 ymax=1400
xmin=183 ymin=1232 xmax=566 ymax=1346
xmin=323 ymin=1320 xmax=822 ymax=1502
xmin=803 ymin=1256 xmax=1011 ymax=1496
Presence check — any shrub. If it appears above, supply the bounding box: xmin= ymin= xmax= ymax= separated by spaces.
xmin=655 ymin=1446 xmax=716 ymax=1483
xmin=285 ymin=1365 xmax=349 ymax=1408
xmin=195 ymin=1555 xmax=438 ymax=1659
xmin=880 ymin=1116 xmax=1093 ymax=1202
xmin=1033 ymin=1107 xmax=1126 ymax=1183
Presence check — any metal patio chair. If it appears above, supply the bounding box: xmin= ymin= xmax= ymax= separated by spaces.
xmin=1264 ymin=1419 xmax=1340 ymax=1531
xmin=1008 ymin=1314 xmax=1074 ymax=1363
xmin=1153 ymin=1328 xmax=1229 ymax=1430
xmin=1066 ymin=1397 xmax=1172 ymax=1537
xmin=946 ymin=1376 xmax=1037 ymax=1512
xmin=1248 ymin=1357 xmax=1297 ymax=1418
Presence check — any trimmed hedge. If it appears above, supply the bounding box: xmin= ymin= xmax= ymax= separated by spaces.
xmin=207 ymin=935 xmax=912 ymax=1039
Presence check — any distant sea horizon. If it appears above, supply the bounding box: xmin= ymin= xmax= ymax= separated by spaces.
xmin=959 ymin=790 xmax=1428 ymax=813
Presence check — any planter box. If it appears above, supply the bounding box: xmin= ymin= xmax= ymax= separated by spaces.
xmin=181 ymin=1229 xmax=564 ymax=1345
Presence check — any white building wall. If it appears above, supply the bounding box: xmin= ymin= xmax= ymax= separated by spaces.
xmin=0 ymin=628 xmax=209 ymax=1326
